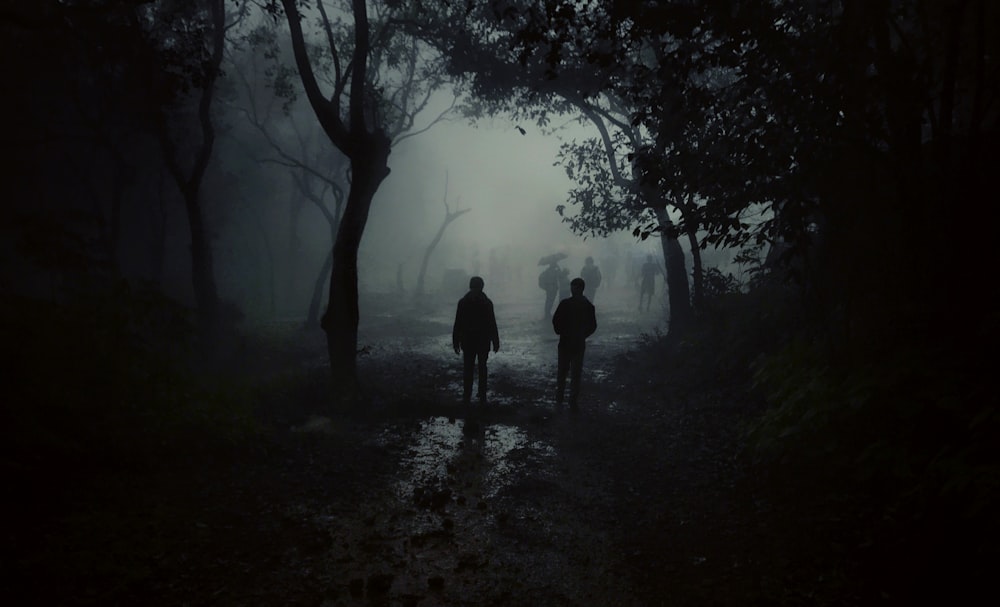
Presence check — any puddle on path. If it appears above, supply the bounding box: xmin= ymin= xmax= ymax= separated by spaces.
xmin=480 ymin=424 xmax=556 ymax=498
xmin=385 ymin=416 xmax=556 ymax=505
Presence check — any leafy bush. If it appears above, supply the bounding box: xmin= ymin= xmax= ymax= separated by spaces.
xmin=747 ymin=332 xmax=1000 ymax=596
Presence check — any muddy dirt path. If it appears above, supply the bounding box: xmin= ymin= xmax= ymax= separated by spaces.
xmin=265 ymin=290 xmax=706 ymax=606
xmin=6 ymin=287 xmax=829 ymax=606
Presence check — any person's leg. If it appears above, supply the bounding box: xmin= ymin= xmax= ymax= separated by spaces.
xmin=462 ymin=349 xmax=475 ymax=404
xmin=477 ymin=350 xmax=489 ymax=403
xmin=568 ymin=345 xmax=585 ymax=408
xmin=544 ymin=290 xmax=555 ymax=319
xmin=556 ymin=344 xmax=570 ymax=407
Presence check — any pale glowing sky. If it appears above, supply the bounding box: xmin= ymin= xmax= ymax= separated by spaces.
xmin=361 ymin=112 xmax=660 ymax=296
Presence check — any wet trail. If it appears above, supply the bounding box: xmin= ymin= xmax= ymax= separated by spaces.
xmin=285 ymin=288 xmax=674 ymax=605
xmin=13 ymin=283 xmax=760 ymax=607
xmin=370 ymin=290 xmax=664 ymax=407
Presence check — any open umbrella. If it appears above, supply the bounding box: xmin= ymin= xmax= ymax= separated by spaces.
xmin=538 ymin=252 xmax=568 ymax=266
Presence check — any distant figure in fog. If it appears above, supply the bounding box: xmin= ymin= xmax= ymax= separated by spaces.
xmin=639 ymin=254 xmax=663 ymax=311
xmin=452 ymin=276 xmax=500 ymax=405
xmin=558 ymin=267 xmax=571 ymax=300
xmin=603 ymin=250 xmax=619 ymax=288
xmin=552 ymin=277 xmax=597 ymax=410
xmin=538 ymin=262 xmax=561 ymax=320
xmin=580 ymin=257 xmax=602 ymax=302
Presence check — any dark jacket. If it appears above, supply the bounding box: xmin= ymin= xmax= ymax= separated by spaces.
xmin=453 ymin=290 xmax=500 ymax=352
xmin=538 ymin=265 xmax=560 ymax=292
xmin=552 ymin=294 xmax=597 ymax=347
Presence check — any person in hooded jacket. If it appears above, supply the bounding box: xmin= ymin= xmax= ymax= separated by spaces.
xmin=452 ymin=276 xmax=500 ymax=405
xmin=552 ymin=277 xmax=597 ymax=410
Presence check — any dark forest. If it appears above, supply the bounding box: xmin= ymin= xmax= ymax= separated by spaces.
xmin=2 ymin=1 xmax=997 ymax=605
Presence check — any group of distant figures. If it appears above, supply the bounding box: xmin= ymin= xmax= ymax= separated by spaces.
xmin=450 ymin=253 xmax=665 ymax=411
xmin=538 ymin=256 xmax=600 ymax=319
xmin=538 ymin=254 xmax=663 ymax=318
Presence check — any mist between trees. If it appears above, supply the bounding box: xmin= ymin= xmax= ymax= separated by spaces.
xmin=3 ymin=1 xmax=998 ymax=604
xmin=4 ymin=0 xmax=995 ymax=387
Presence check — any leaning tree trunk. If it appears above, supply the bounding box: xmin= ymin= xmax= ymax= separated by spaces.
xmin=183 ymin=188 xmax=220 ymax=330
xmin=415 ymin=183 xmax=469 ymax=298
xmin=250 ymin=211 xmax=276 ymax=318
xmin=686 ymin=226 xmax=703 ymax=311
xmin=158 ymin=135 xmax=220 ymax=330
xmin=157 ymin=0 xmax=224 ymax=333
xmin=321 ymin=136 xmax=391 ymax=400
xmin=653 ymin=207 xmax=691 ymax=334
xmin=149 ymin=171 xmax=168 ymax=288
xmin=306 ymin=248 xmax=333 ymax=328
xmin=296 ymin=175 xmax=344 ymax=328
xmin=286 ymin=181 xmax=303 ymax=310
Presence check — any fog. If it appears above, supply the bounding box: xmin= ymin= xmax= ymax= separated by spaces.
xmin=18 ymin=8 xmax=743 ymax=324
xmin=189 ymin=92 xmax=688 ymax=320
xmin=363 ymin=115 xmax=649 ymax=304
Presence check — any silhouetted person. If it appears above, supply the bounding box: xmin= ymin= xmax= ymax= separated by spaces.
xmin=552 ymin=277 xmax=597 ymax=410
xmin=639 ymin=254 xmax=663 ymax=311
xmin=538 ymin=262 xmax=560 ymax=320
xmin=453 ymin=276 xmax=500 ymax=405
xmin=580 ymin=256 xmax=602 ymax=302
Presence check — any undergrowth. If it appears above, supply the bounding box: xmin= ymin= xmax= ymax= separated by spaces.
xmin=1 ymin=287 xmax=261 ymax=476
xmin=1 ymin=286 xmax=268 ymax=605
xmin=685 ymin=271 xmax=1000 ymax=604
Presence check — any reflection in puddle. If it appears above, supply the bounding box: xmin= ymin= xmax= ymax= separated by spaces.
xmin=395 ymin=417 xmax=464 ymax=497
xmin=391 ymin=417 xmax=556 ymax=503
xmin=482 ymin=425 xmax=555 ymax=498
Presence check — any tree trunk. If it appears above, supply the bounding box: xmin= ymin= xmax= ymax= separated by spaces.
xmin=306 ymin=248 xmax=333 ymax=329
xmin=251 ymin=211 xmax=276 ymax=318
xmin=321 ymin=136 xmax=391 ymax=400
xmin=295 ymin=173 xmax=344 ymax=327
xmin=157 ymin=0 xmax=224 ymax=333
xmin=183 ymin=188 xmax=219 ymax=330
xmin=287 ymin=179 xmax=303 ymax=311
xmin=686 ymin=227 xmax=703 ymax=311
xmin=654 ymin=207 xmax=691 ymax=334
xmin=414 ymin=241 xmax=434 ymax=298
xmin=415 ymin=203 xmax=469 ymax=298
xmin=149 ymin=172 xmax=168 ymax=288
xmin=109 ymin=164 xmax=124 ymax=270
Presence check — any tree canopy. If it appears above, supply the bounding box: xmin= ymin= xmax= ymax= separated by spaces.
xmin=405 ymin=0 xmax=997 ymax=342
